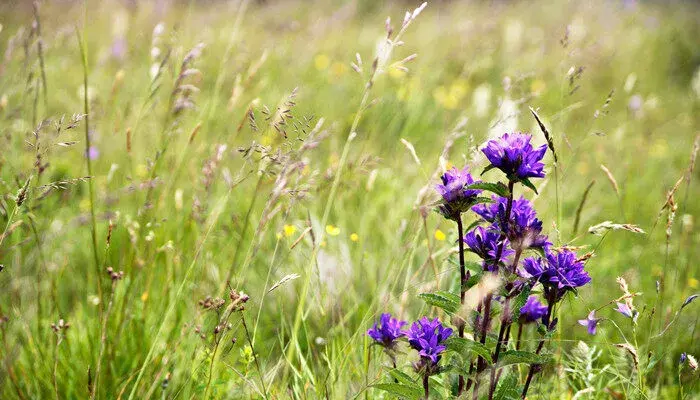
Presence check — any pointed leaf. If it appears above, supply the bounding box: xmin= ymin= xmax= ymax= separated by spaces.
xmin=372 ymin=383 xmax=423 ymax=399
xmin=481 ymin=164 xmax=497 ymax=176
xmin=444 ymin=337 xmax=492 ymax=364
xmin=388 ymin=369 xmax=418 ymax=387
xmin=510 ymin=286 xmax=531 ymax=321
xmin=419 ymin=291 xmax=460 ymax=314
xmin=499 ymin=350 xmax=552 ymax=367
xmin=519 ymin=177 xmax=539 ymax=194
xmin=466 ymin=182 xmax=510 ymax=197
xmin=494 ymin=373 xmax=521 ymax=400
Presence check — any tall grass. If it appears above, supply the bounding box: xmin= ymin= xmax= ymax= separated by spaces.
xmin=0 ymin=0 xmax=698 ymax=398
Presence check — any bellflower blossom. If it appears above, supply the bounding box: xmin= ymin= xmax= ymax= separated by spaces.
xmin=578 ymin=310 xmax=601 ymax=335
xmin=472 ymin=195 xmax=550 ymax=252
xmin=615 ymin=302 xmax=633 ymax=318
xmin=463 ymin=226 xmax=514 ymax=271
xmin=367 ymin=313 xmax=407 ymax=350
xmin=435 ymin=166 xmax=481 ymax=219
xmin=520 ymin=249 xmax=591 ymax=300
xmin=519 ymin=296 xmax=548 ymax=324
xmin=404 ymin=317 xmax=453 ymax=368
xmin=481 ymin=133 xmax=547 ymax=180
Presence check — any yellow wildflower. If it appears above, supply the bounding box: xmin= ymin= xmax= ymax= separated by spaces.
xmin=284 ymin=224 xmax=297 ymax=237
xmin=434 ymin=229 xmax=446 ymax=241
xmin=326 ymin=225 xmax=340 ymax=236
xmin=314 ymin=54 xmax=330 ymax=71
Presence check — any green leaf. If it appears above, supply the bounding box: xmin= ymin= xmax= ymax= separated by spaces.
xmin=444 ymin=337 xmax=492 ymax=364
xmin=465 ymin=271 xmax=483 ymax=291
xmin=499 ymin=350 xmax=552 ymax=367
xmin=463 ymin=219 xmax=483 ymax=234
xmin=494 ymin=374 xmax=521 ymax=400
xmin=481 ymin=164 xmax=497 ymax=176
xmin=466 ymin=182 xmax=510 ymax=197
xmin=510 ymin=286 xmax=531 ymax=321
xmin=418 ymin=291 xmax=460 ymax=314
xmin=388 ymin=369 xmax=418 ymax=387
xmin=372 ymin=383 xmax=423 ymax=399
xmin=519 ymin=177 xmax=539 ymax=194
xmin=473 ymin=196 xmax=495 ymax=205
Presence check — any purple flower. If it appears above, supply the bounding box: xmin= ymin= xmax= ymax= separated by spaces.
xmin=463 ymin=226 xmax=514 ymax=272
xmin=519 ymin=296 xmax=548 ymax=324
xmin=520 ymin=249 xmax=591 ymax=300
xmin=578 ymin=310 xmax=601 ymax=335
xmin=404 ymin=317 xmax=453 ymax=365
xmin=680 ymin=353 xmax=687 ymax=365
xmin=482 ymin=133 xmax=547 ymax=180
xmin=615 ymin=302 xmax=633 ymax=318
xmin=435 ymin=166 xmax=481 ymax=219
xmin=86 ymin=146 xmax=99 ymax=160
xmin=473 ymin=195 xmax=550 ymax=252
xmin=367 ymin=313 xmax=406 ymax=349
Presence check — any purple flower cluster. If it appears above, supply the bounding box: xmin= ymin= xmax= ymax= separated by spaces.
xmin=405 ymin=317 xmax=453 ymax=365
xmin=472 ymin=195 xmax=550 ymax=252
xmin=481 ymin=133 xmax=547 ymax=180
xmin=367 ymin=313 xmax=407 ymax=349
xmin=519 ymin=296 xmax=548 ymax=324
xmin=436 ymin=166 xmax=481 ymax=220
xmin=520 ymin=250 xmax=591 ymax=300
xmin=463 ymin=226 xmax=513 ymax=271
xmin=367 ymin=314 xmax=452 ymax=370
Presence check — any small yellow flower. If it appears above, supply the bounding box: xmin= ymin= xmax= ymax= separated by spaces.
xmin=689 ymin=278 xmax=698 ymax=289
xmin=284 ymin=224 xmax=297 ymax=237
xmin=350 ymin=233 xmax=359 ymax=242
xmin=276 ymin=232 xmax=282 ymax=239
xmin=326 ymin=225 xmax=340 ymax=236
xmin=314 ymin=54 xmax=330 ymax=71
xmin=141 ymin=291 xmax=149 ymax=302
xmin=331 ymin=61 xmax=347 ymax=77
xmin=434 ymin=229 xmax=446 ymax=241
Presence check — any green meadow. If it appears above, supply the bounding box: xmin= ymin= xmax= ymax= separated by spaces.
xmin=0 ymin=0 xmax=698 ymax=398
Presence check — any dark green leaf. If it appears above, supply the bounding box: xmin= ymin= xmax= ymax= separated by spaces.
xmin=510 ymin=286 xmax=531 ymax=321
xmin=465 ymin=271 xmax=483 ymax=290
xmin=444 ymin=337 xmax=492 ymax=364
xmin=466 ymin=182 xmax=510 ymax=197
xmin=463 ymin=219 xmax=483 ymax=233
xmin=519 ymin=178 xmax=539 ymax=194
xmin=418 ymin=291 xmax=460 ymax=314
xmin=481 ymin=164 xmax=497 ymax=176
xmin=372 ymin=383 xmax=423 ymax=399
xmin=494 ymin=373 xmax=521 ymax=400
xmin=499 ymin=350 xmax=552 ymax=367
xmin=388 ymin=369 xmax=418 ymax=387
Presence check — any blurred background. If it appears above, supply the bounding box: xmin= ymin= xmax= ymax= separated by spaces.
xmin=0 ymin=0 xmax=698 ymax=398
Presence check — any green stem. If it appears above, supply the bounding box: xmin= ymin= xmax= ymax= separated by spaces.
xmin=76 ymin=25 xmax=102 ymax=305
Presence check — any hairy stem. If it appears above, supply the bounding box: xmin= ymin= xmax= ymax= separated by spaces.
xmin=457 ymin=214 xmax=467 ymax=394
xmin=423 ymin=372 xmax=429 ymax=400
xmin=521 ymin=295 xmax=555 ymax=399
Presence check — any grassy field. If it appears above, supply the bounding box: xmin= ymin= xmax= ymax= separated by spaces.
xmin=0 ymin=0 xmax=699 ymax=398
